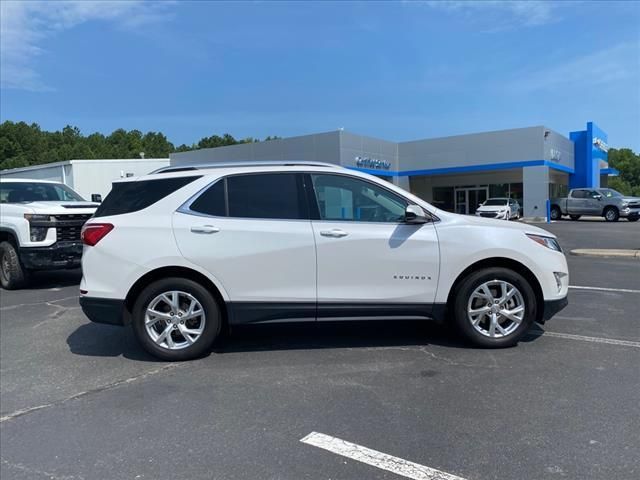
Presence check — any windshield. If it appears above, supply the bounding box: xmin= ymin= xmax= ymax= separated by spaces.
xmin=0 ymin=182 xmax=85 ymax=203
xmin=599 ymin=188 xmax=623 ymax=198
xmin=483 ymin=199 xmax=508 ymax=206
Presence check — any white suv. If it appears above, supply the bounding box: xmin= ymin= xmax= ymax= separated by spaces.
xmin=80 ymin=162 xmax=569 ymax=360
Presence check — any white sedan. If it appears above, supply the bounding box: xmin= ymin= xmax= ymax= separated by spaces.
xmin=476 ymin=197 xmax=521 ymax=220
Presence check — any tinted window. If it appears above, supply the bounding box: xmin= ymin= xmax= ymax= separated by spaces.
xmin=571 ymin=190 xmax=586 ymax=199
xmin=311 ymin=174 xmax=407 ymax=222
xmin=0 ymin=182 xmax=84 ymax=203
xmin=226 ymin=173 xmax=305 ymax=220
xmin=94 ymin=176 xmax=201 ymax=217
xmin=189 ymin=180 xmax=226 ymax=216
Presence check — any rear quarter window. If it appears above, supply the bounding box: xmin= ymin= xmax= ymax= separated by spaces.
xmin=94 ymin=176 xmax=201 ymax=217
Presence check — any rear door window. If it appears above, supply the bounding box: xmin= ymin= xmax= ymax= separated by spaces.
xmin=227 ymin=173 xmax=306 ymax=220
xmin=188 ymin=173 xmax=307 ymax=220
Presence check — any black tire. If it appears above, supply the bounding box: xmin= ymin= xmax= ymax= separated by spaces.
xmin=452 ymin=267 xmax=537 ymax=348
xmin=569 ymin=215 xmax=581 ymax=221
xmin=627 ymin=217 xmax=639 ymax=222
xmin=550 ymin=206 xmax=562 ymax=221
xmin=131 ymin=277 xmax=222 ymax=361
xmin=604 ymin=207 xmax=619 ymax=222
xmin=0 ymin=241 xmax=29 ymax=290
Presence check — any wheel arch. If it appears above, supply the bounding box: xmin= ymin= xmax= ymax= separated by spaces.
xmin=124 ymin=266 xmax=228 ymax=327
xmin=0 ymin=227 xmax=19 ymax=246
xmin=445 ymin=257 xmax=545 ymax=324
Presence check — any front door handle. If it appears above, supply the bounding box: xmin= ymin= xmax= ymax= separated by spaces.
xmin=190 ymin=225 xmax=220 ymax=234
xmin=320 ymin=229 xmax=348 ymax=238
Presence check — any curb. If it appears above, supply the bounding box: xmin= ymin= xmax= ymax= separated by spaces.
xmin=570 ymin=249 xmax=640 ymax=259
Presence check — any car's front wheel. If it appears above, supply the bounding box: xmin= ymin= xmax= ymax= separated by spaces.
xmin=0 ymin=241 xmax=29 ymax=290
xmin=132 ymin=278 xmax=222 ymax=361
xmin=604 ymin=207 xmax=619 ymax=222
xmin=453 ymin=267 xmax=536 ymax=348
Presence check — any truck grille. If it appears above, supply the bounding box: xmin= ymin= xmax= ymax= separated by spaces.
xmin=54 ymin=214 xmax=93 ymax=242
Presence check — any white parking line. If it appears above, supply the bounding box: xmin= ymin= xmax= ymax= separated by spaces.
xmin=538 ymin=331 xmax=640 ymax=348
xmin=301 ymin=432 xmax=467 ymax=480
xmin=570 ymin=285 xmax=640 ymax=294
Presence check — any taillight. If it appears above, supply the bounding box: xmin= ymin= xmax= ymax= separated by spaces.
xmin=81 ymin=223 xmax=114 ymax=246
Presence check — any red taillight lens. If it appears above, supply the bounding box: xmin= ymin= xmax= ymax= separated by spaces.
xmin=81 ymin=223 xmax=114 ymax=246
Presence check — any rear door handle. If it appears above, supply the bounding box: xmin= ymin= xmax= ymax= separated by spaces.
xmin=320 ymin=229 xmax=348 ymax=238
xmin=190 ymin=225 xmax=220 ymax=234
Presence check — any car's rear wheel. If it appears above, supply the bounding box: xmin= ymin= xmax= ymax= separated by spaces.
xmin=569 ymin=215 xmax=581 ymax=221
xmin=604 ymin=207 xmax=619 ymax=222
xmin=0 ymin=241 xmax=29 ymax=290
xmin=550 ymin=206 xmax=562 ymax=221
xmin=132 ymin=278 xmax=221 ymax=361
xmin=453 ymin=268 xmax=536 ymax=348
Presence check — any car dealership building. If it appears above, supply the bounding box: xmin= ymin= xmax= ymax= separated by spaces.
xmin=170 ymin=121 xmax=615 ymax=218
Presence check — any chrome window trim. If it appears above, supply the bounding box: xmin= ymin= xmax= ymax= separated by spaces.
xmin=177 ymin=170 xmax=440 ymax=224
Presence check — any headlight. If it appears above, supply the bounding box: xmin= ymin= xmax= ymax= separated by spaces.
xmin=526 ymin=233 xmax=562 ymax=252
xmin=30 ymin=227 xmax=48 ymax=242
xmin=24 ymin=214 xmax=53 ymax=222
xmin=621 ymin=202 xmax=629 ymax=208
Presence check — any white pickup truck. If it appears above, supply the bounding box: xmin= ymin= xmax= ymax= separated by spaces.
xmin=0 ymin=179 xmax=98 ymax=289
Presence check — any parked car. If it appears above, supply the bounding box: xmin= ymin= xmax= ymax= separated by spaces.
xmin=0 ymin=179 xmax=98 ymax=289
xmin=475 ymin=197 xmax=521 ymax=220
xmin=79 ymin=162 xmax=569 ymax=360
xmin=550 ymin=188 xmax=640 ymax=222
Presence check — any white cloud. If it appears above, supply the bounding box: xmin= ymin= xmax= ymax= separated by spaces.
xmin=421 ymin=0 xmax=559 ymax=30
xmin=509 ymin=42 xmax=640 ymax=93
xmin=0 ymin=0 xmax=174 ymax=91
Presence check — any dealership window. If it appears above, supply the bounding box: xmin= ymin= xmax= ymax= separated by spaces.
xmin=549 ymin=183 xmax=568 ymax=199
xmin=430 ymin=182 xmax=523 ymax=213
xmin=432 ymin=187 xmax=454 ymax=211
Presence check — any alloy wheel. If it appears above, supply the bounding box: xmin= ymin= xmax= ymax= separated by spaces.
xmin=144 ymin=290 xmax=206 ymax=350
xmin=466 ymin=280 xmax=525 ymax=338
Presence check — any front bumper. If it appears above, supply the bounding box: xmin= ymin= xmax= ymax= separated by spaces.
xmin=19 ymin=241 xmax=83 ymax=270
xmin=542 ymin=296 xmax=568 ymax=322
xmin=620 ymin=207 xmax=640 ymax=219
xmin=79 ymin=296 xmax=126 ymax=326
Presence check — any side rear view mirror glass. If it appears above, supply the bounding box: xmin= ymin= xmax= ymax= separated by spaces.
xmin=91 ymin=194 xmax=102 ymax=203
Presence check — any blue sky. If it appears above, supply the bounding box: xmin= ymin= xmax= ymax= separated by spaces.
xmin=1 ymin=1 xmax=639 ymax=150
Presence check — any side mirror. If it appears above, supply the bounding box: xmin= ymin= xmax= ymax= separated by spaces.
xmin=404 ymin=204 xmax=429 ymax=224
xmin=593 ymin=194 xmax=602 ymax=200
xmin=91 ymin=194 xmax=102 ymax=203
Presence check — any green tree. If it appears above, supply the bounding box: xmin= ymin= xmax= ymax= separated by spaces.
xmin=608 ymin=148 xmax=640 ymax=197
xmin=0 ymin=120 xmax=281 ymax=168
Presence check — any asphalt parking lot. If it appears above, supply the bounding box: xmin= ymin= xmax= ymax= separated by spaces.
xmin=1 ymin=221 xmax=639 ymax=480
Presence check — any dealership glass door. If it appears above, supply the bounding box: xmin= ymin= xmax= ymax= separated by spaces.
xmin=454 ymin=187 xmax=488 ymax=215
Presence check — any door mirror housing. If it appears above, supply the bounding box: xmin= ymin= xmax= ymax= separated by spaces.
xmin=404 ymin=205 xmax=429 ymax=224
xmin=91 ymin=194 xmax=102 ymax=203
xmin=592 ymin=193 xmax=603 ymax=200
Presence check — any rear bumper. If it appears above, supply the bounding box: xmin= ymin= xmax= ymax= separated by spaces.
xmin=542 ymin=296 xmax=568 ymax=322
xmin=79 ymin=296 xmax=126 ymax=326
xmin=19 ymin=242 xmax=83 ymax=270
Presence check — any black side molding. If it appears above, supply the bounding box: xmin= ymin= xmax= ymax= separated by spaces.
xmin=227 ymin=302 xmax=446 ymax=325
xmin=79 ymin=296 xmax=126 ymax=326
